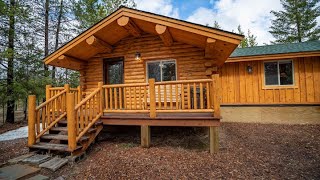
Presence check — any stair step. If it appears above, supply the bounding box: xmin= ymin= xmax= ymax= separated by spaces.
xmin=50 ymin=126 xmax=97 ymax=134
xmin=30 ymin=142 xmax=82 ymax=152
xmin=40 ymin=134 xmax=89 ymax=142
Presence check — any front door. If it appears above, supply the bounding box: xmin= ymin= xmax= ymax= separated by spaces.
xmin=104 ymin=57 xmax=124 ymax=84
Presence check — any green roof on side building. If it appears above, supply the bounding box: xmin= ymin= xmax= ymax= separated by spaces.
xmin=230 ymin=40 xmax=320 ymax=58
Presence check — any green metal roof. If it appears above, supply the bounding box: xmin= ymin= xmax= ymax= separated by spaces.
xmin=230 ymin=40 xmax=320 ymax=57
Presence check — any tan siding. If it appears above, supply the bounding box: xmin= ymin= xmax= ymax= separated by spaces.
xmin=220 ymin=56 xmax=320 ymax=104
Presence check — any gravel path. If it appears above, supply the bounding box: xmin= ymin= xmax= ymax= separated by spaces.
xmin=1 ymin=122 xmax=319 ymax=179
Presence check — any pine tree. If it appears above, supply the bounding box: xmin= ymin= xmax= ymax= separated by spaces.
xmin=269 ymin=0 xmax=320 ymax=43
xmin=247 ymin=29 xmax=258 ymax=47
xmin=213 ymin=21 xmax=221 ymax=29
xmin=237 ymin=25 xmax=258 ymax=48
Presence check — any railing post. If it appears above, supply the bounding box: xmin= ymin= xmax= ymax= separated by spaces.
xmin=149 ymin=78 xmax=156 ymax=118
xmin=211 ymin=74 xmax=220 ymax=117
xmin=98 ymin=82 xmax=103 ymax=112
xmin=64 ymin=84 xmax=70 ymax=93
xmin=67 ymin=93 xmax=77 ymax=151
xmin=45 ymin=85 xmax=52 ymax=101
xmin=141 ymin=79 xmax=155 ymax=148
xmin=210 ymin=74 xmax=221 ymax=154
xmin=77 ymin=85 xmax=82 ymax=102
xmin=28 ymin=95 xmax=36 ymax=147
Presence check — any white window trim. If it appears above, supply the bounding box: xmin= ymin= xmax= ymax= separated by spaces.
xmin=146 ymin=59 xmax=177 ymax=82
xmin=263 ymin=60 xmax=295 ymax=86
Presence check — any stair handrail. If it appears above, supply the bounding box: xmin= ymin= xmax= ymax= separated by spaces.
xmin=28 ymin=87 xmax=69 ymax=147
xmin=67 ymin=82 xmax=103 ymax=151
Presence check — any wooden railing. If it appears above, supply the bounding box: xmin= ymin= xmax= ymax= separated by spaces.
xmin=154 ymin=79 xmax=213 ymax=112
xmin=67 ymin=82 xmax=103 ymax=151
xmin=103 ymin=83 xmax=149 ymax=113
xmin=46 ymin=84 xmax=82 ymax=105
xmin=28 ymin=87 xmax=68 ymax=146
xmin=102 ymin=74 xmax=221 ymax=117
xmin=28 ymin=84 xmax=83 ymax=147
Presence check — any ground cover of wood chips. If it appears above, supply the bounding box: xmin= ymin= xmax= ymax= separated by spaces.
xmin=0 ymin=122 xmax=319 ymax=179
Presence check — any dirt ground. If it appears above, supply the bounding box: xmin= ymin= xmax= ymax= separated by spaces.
xmin=1 ymin=122 xmax=319 ymax=179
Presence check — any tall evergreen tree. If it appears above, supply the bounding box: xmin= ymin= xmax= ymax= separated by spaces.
xmin=269 ymin=0 xmax=320 ymax=43
xmin=237 ymin=25 xmax=258 ymax=48
xmin=6 ymin=0 xmax=16 ymax=123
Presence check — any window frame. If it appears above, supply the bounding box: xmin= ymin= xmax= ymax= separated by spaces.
xmin=262 ymin=60 xmax=298 ymax=89
xmin=146 ymin=59 xmax=177 ymax=82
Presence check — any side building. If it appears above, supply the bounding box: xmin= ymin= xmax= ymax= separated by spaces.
xmin=220 ymin=41 xmax=320 ymax=124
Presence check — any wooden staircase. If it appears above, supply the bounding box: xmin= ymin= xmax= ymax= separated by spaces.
xmin=27 ymin=83 xmax=104 ymax=156
xmin=29 ymin=119 xmax=103 ymax=156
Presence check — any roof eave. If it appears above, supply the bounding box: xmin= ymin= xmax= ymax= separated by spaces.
xmin=226 ymin=51 xmax=320 ymax=63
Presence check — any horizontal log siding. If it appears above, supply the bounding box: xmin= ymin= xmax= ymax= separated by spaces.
xmin=80 ymin=34 xmax=210 ymax=95
xmin=220 ymin=56 xmax=320 ymax=104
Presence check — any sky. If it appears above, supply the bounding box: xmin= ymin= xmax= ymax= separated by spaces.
xmin=134 ymin=0 xmax=318 ymax=45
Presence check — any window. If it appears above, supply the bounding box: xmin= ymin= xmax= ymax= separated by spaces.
xmin=264 ymin=60 xmax=294 ymax=86
xmin=147 ymin=60 xmax=176 ymax=82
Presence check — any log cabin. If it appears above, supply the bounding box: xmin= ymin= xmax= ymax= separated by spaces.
xmin=27 ymin=6 xmax=319 ymax=156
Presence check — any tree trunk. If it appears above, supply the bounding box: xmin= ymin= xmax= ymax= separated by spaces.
xmin=23 ymin=98 xmax=27 ymax=121
xmin=294 ymin=0 xmax=302 ymax=42
xmin=52 ymin=0 xmax=64 ymax=81
xmin=6 ymin=0 xmax=15 ymax=123
xmin=44 ymin=0 xmax=49 ymax=75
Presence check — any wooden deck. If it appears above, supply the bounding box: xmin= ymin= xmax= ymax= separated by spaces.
xmin=101 ymin=112 xmax=220 ymax=127
xmin=28 ymin=76 xmax=222 ymax=154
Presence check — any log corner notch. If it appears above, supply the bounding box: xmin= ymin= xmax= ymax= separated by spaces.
xmin=155 ymin=24 xmax=173 ymax=46
xmin=205 ymin=38 xmax=217 ymax=59
xmin=86 ymin=35 xmax=113 ymax=53
xmin=57 ymin=55 xmax=87 ymax=70
xmin=117 ymin=16 xmax=142 ymax=37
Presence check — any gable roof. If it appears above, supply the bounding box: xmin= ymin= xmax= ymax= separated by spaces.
xmin=44 ymin=6 xmax=243 ymax=70
xmin=227 ymin=40 xmax=320 ymax=62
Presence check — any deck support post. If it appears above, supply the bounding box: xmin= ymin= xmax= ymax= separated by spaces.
xmin=141 ymin=125 xmax=150 ymax=148
xmin=209 ymin=126 xmax=219 ymax=153
xmin=210 ymin=74 xmax=221 ymax=153
xmin=45 ymin=85 xmax=52 ymax=101
xmin=28 ymin=95 xmax=36 ymax=147
xmin=67 ymin=93 xmax=77 ymax=151
xmin=140 ymin=78 xmax=155 ymax=148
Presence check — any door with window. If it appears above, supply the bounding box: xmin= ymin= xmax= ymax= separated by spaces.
xmin=104 ymin=57 xmax=124 ymax=85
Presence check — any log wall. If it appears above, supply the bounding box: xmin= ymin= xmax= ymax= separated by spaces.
xmin=80 ymin=34 xmax=211 ymax=94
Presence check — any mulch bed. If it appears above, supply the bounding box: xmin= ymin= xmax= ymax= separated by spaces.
xmin=1 ymin=123 xmax=319 ymax=179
